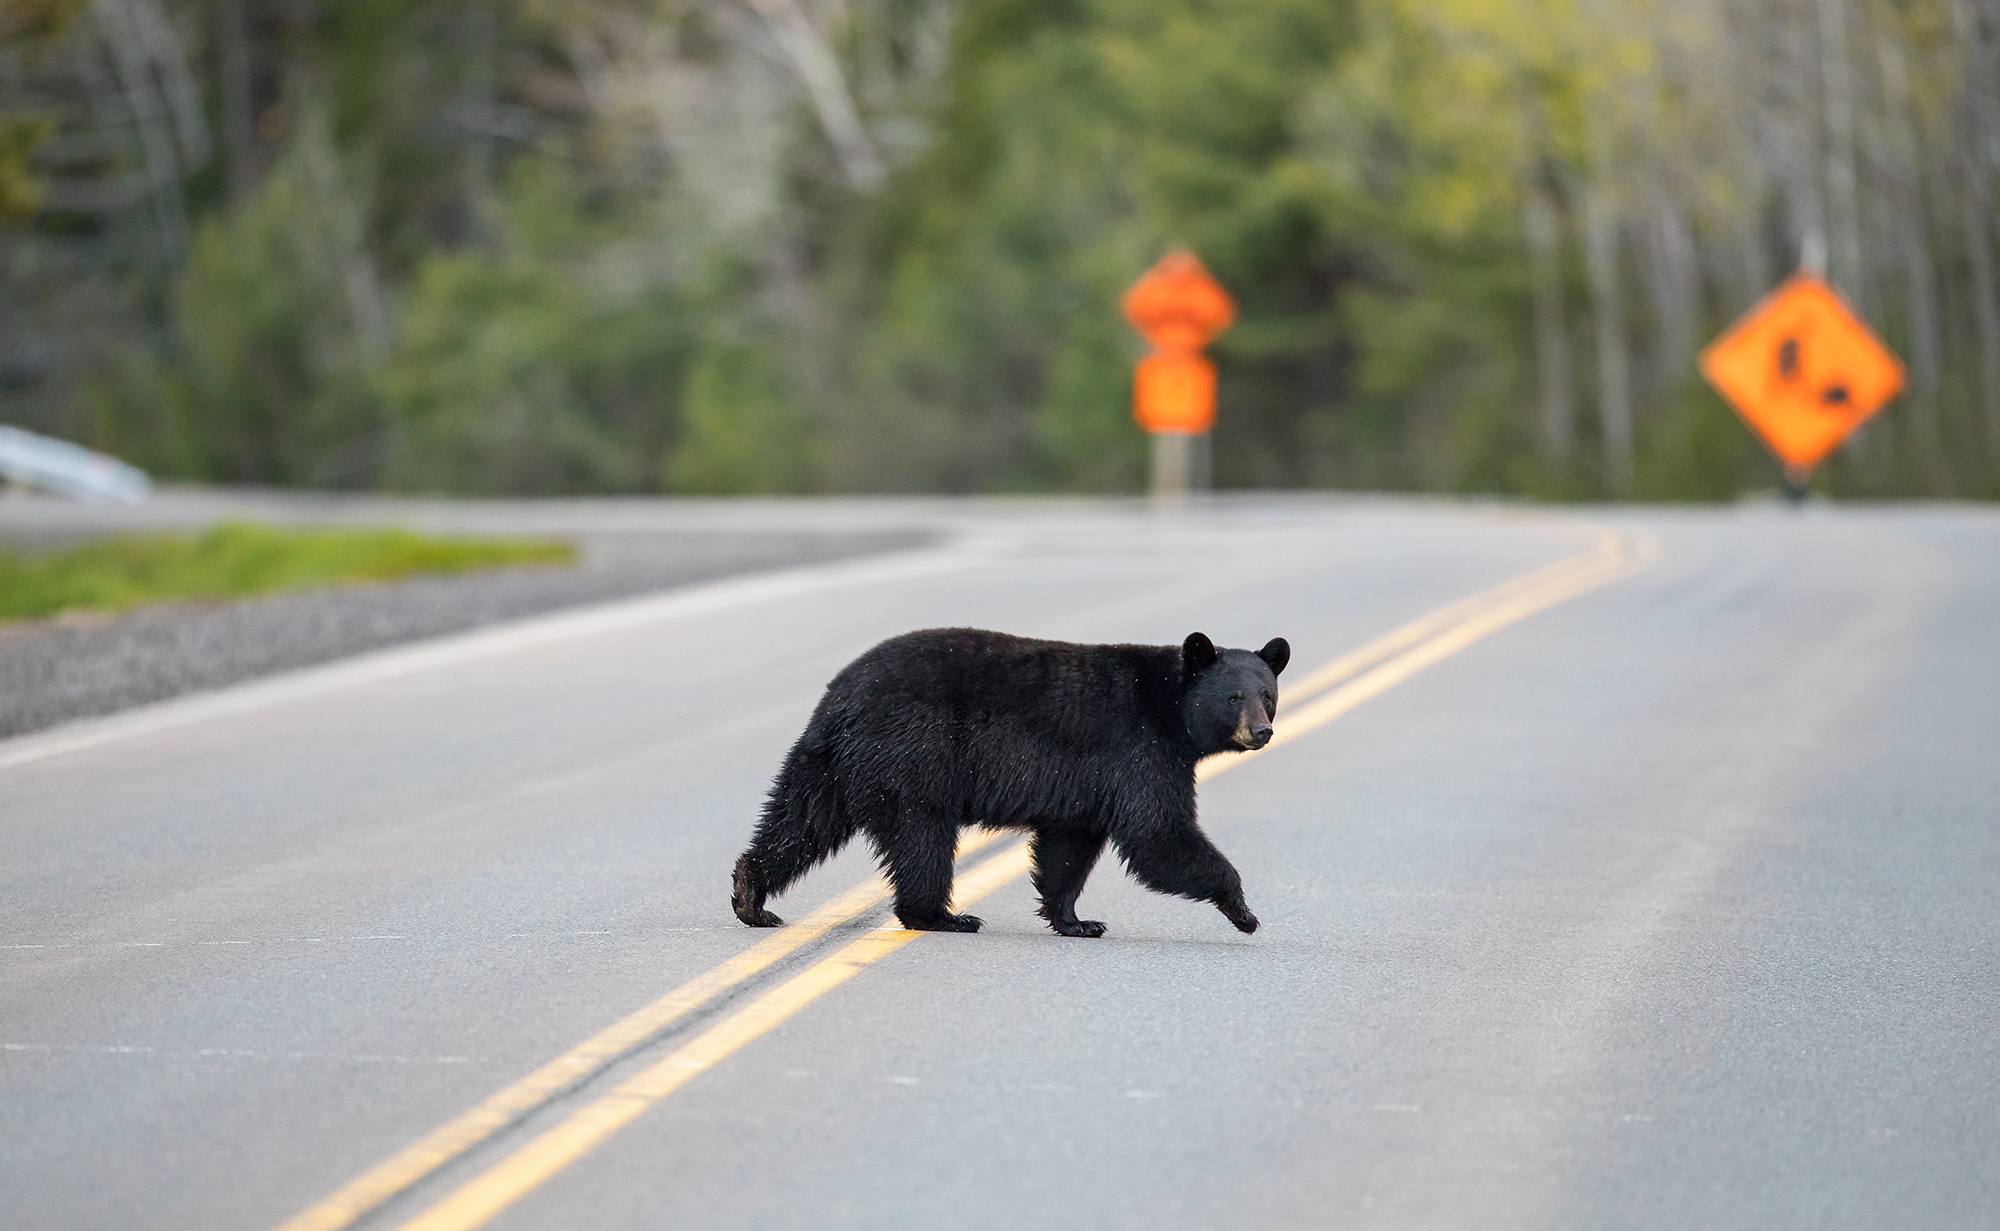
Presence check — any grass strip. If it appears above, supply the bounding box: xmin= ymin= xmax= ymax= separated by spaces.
xmin=0 ymin=521 xmax=577 ymax=623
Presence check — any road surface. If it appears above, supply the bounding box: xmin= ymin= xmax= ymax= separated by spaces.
xmin=3 ymin=497 xmax=1996 ymax=1230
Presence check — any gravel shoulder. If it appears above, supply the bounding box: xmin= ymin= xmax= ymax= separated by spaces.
xmin=0 ymin=491 xmax=935 ymax=739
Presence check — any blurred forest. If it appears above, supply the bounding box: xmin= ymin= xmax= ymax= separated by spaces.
xmin=2 ymin=0 xmax=1997 ymax=498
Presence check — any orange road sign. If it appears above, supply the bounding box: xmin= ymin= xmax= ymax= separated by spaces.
xmin=1698 ymin=273 xmax=1905 ymax=473
xmin=1133 ymin=350 xmax=1217 ymax=433
xmin=1122 ymin=250 xmax=1236 ymax=351
xmin=1124 ymin=250 xmax=1235 ymax=434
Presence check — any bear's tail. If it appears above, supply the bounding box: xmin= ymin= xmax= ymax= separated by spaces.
xmin=731 ymin=735 xmax=855 ymax=927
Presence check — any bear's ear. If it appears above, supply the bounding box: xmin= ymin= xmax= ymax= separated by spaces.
xmin=1181 ymin=632 xmax=1217 ymax=676
xmin=1258 ymin=637 xmax=1291 ymax=677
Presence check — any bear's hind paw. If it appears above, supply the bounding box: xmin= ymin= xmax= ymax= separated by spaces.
xmin=900 ymin=911 xmax=983 ymax=933
xmin=736 ymin=907 xmax=785 ymax=928
xmin=1049 ymin=918 xmax=1107 ymax=938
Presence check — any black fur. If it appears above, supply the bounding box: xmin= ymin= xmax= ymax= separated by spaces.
xmin=731 ymin=628 xmax=1289 ymax=937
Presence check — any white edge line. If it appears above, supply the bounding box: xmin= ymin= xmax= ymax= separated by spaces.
xmin=0 ymin=547 xmax=973 ymax=773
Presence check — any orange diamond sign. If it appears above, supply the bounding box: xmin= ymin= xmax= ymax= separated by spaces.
xmin=1698 ymin=273 xmax=1905 ymax=473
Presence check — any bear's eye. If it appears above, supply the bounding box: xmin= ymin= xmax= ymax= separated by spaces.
xmin=1229 ymin=692 xmax=1243 ymax=704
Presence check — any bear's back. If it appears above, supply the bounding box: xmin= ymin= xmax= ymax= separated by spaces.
xmin=819 ymin=628 xmax=1179 ymax=760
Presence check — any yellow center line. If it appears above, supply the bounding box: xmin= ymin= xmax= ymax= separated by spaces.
xmin=1203 ymin=528 xmax=1656 ymax=779
xmin=271 ymin=829 xmax=1008 ymax=1231
xmin=272 ymin=524 xmax=1656 ymax=1231
xmin=1273 ymin=528 xmax=1628 ymax=708
xmin=391 ymin=848 xmax=1036 ymax=1231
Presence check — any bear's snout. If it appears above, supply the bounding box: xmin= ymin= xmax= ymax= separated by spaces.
xmin=1234 ymin=719 xmax=1273 ymax=750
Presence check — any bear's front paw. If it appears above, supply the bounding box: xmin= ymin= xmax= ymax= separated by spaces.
xmin=737 ymin=907 xmax=784 ymax=928
xmin=1050 ymin=918 xmax=1107 ymax=938
xmin=900 ymin=912 xmax=984 ymax=933
xmin=1219 ymin=903 xmax=1259 ymax=934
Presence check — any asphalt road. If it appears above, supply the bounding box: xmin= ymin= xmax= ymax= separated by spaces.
xmin=3 ymin=497 xmax=1996 ymax=1231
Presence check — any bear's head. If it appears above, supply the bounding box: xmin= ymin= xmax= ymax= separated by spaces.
xmin=1180 ymin=631 xmax=1290 ymax=755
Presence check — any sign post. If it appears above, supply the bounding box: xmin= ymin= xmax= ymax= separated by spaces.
xmin=1122 ymin=250 xmax=1235 ymax=499
xmin=1698 ymin=272 xmax=1905 ymax=502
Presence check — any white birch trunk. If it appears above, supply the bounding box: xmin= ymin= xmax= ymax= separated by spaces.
xmin=1580 ymin=105 xmax=1634 ymax=494
xmin=92 ymin=0 xmax=188 ymax=260
xmin=213 ymin=0 xmax=256 ymax=202
xmin=1523 ymin=181 xmax=1575 ymax=465
xmin=1951 ymin=0 xmax=2000 ymax=458
xmin=295 ymin=112 xmax=391 ymax=368
xmin=1644 ymin=190 xmax=1700 ymax=395
xmin=743 ymin=0 xmax=885 ymax=190
xmin=1814 ymin=0 xmax=1865 ymax=299
xmin=1871 ymin=13 xmax=1948 ymax=485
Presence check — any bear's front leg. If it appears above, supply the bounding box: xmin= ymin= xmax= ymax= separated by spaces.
xmin=1031 ymin=829 xmax=1108 ymax=938
xmin=1214 ymin=891 xmax=1259 ymax=935
xmin=1116 ymin=824 xmax=1259 ymax=934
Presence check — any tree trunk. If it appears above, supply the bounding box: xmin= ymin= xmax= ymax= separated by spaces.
xmin=213 ymin=0 xmax=257 ymax=202
xmin=1814 ymin=0 xmax=1865 ymax=302
xmin=1523 ymin=179 xmax=1575 ymax=467
xmin=1874 ymin=14 xmax=1948 ymax=488
xmin=462 ymin=0 xmax=497 ymax=244
xmin=1961 ymin=182 xmax=2000 ymax=462
xmin=1579 ymin=106 xmax=1634 ymax=495
xmin=296 ymin=111 xmax=391 ymax=368
xmin=1780 ymin=0 xmax=1830 ymax=278
xmin=93 ymin=0 xmax=188 ymax=261
xmin=1951 ymin=0 xmax=2000 ymax=461
xmin=743 ymin=0 xmax=884 ymax=191
xmin=1644 ymin=190 xmax=1700 ymax=396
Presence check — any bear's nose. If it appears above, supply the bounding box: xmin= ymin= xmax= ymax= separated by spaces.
xmin=1246 ymin=723 xmax=1273 ymax=748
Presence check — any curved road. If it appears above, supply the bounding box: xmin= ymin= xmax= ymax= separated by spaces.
xmin=3 ymin=498 xmax=1996 ymax=1230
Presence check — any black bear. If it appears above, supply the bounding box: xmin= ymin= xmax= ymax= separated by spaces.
xmin=730 ymin=627 xmax=1289 ymax=937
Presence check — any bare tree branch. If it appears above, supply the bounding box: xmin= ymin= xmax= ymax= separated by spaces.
xmin=740 ymin=0 xmax=884 ymax=190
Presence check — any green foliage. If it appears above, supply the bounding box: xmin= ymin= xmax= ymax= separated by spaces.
xmin=0 ymin=0 xmax=88 ymax=223
xmin=0 ymin=0 xmax=91 ymax=44
xmin=667 ymin=337 xmax=812 ymax=494
xmin=382 ymin=253 xmax=654 ymax=494
xmin=826 ymin=0 xmax=1352 ymax=491
xmin=1296 ymin=0 xmax=1555 ymax=491
xmin=21 ymin=0 xmax=2000 ymax=501
xmin=823 ymin=2 xmax=1138 ymax=490
xmin=0 ymin=522 xmax=575 ymax=622
xmin=1634 ymin=382 xmax=1781 ymax=501
xmin=0 ymin=114 xmax=53 ymax=221
xmin=375 ymin=155 xmax=738 ymax=495
xmin=94 ymin=114 xmax=721 ymax=496
xmin=90 ymin=110 xmax=386 ymax=485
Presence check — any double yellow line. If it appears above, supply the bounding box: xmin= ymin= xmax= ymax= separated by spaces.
xmin=1209 ymin=527 xmax=1657 ymax=775
xmin=273 ymin=526 xmax=1654 ymax=1231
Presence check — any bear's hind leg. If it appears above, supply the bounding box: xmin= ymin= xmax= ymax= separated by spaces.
xmin=731 ymin=854 xmax=784 ymax=928
xmin=733 ymin=747 xmax=857 ymax=928
xmin=1031 ymin=829 xmax=1108 ymax=938
xmin=873 ymin=809 xmax=982 ymax=933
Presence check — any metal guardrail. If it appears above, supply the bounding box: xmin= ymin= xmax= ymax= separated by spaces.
xmin=0 ymin=424 xmax=150 ymax=504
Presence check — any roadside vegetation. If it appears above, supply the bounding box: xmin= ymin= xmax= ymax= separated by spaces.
xmin=0 ymin=522 xmax=576 ymax=622
xmin=2 ymin=0 xmax=1997 ymax=499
